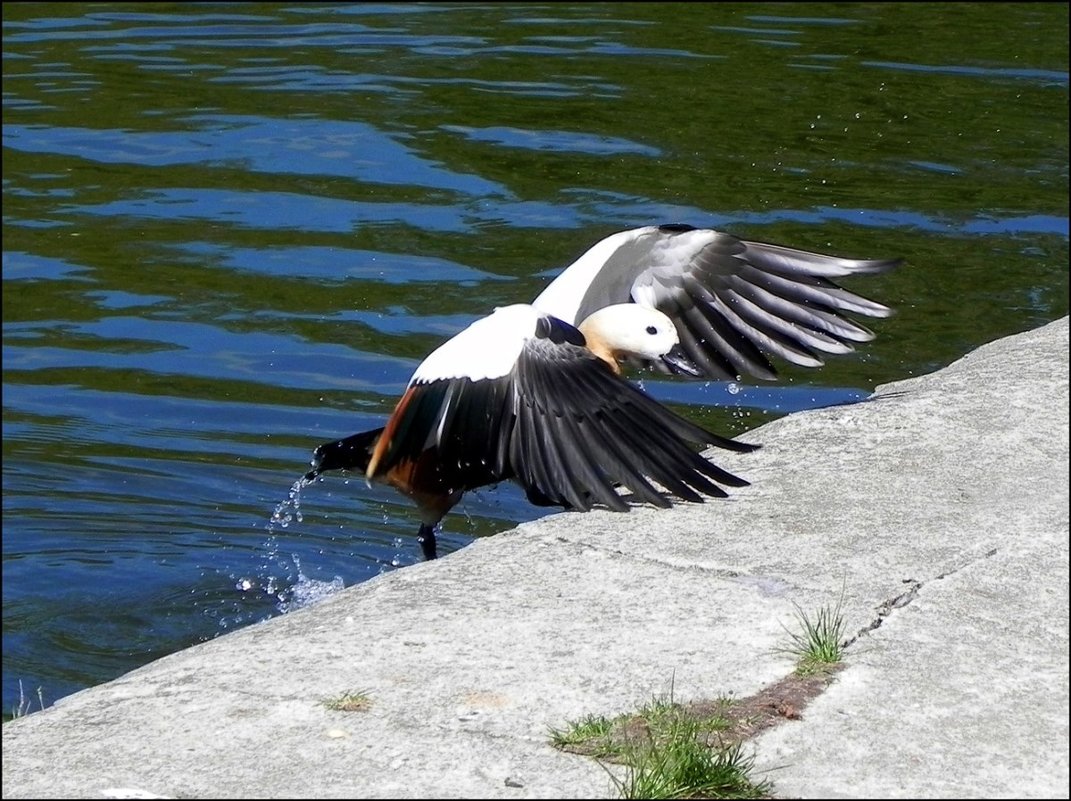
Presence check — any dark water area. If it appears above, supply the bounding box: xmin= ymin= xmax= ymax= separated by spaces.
xmin=3 ymin=2 xmax=1067 ymax=718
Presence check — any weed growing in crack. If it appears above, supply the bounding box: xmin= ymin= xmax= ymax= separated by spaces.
xmin=551 ymin=690 xmax=767 ymax=799
xmin=608 ymin=722 xmax=770 ymax=800
xmin=781 ymin=594 xmax=848 ymax=676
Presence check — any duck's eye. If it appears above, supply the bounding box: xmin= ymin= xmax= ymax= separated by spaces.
xmin=646 ymin=325 xmax=658 ymax=335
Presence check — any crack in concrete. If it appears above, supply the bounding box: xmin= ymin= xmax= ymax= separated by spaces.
xmin=846 ymin=547 xmax=1000 ymax=648
xmin=555 ymin=534 xmax=766 ymax=583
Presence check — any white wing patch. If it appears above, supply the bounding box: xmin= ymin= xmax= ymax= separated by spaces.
xmin=410 ymin=304 xmax=540 ymax=385
xmin=532 ymin=227 xmax=657 ymax=322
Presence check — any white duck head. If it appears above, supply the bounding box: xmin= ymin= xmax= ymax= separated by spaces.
xmin=578 ymin=303 xmax=699 ymax=376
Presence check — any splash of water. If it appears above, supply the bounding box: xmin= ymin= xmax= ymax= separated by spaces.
xmin=267 ymin=475 xmax=315 ymax=532
xmin=274 ymin=554 xmax=345 ymax=614
xmin=226 ymin=473 xmax=346 ymax=622
xmin=235 ymin=551 xmax=344 ymax=616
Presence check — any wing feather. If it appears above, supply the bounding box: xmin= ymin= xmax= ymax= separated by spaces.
xmin=508 ymin=331 xmax=754 ymax=511
xmin=534 ymin=225 xmax=898 ymax=381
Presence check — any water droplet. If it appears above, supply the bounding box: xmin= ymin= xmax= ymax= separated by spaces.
xmin=267 ymin=477 xmax=309 ymax=533
xmin=727 ymin=383 xmax=740 ymax=395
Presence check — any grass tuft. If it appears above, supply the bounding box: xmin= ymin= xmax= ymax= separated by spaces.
xmin=781 ymin=594 xmax=848 ymax=676
xmin=552 ymin=691 xmax=767 ymax=799
xmin=6 ymin=681 xmax=45 ymax=723
xmin=549 ymin=712 xmax=619 ymax=756
xmin=609 ymin=720 xmax=771 ymax=800
xmin=323 ymin=690 xmax=373 ymax=712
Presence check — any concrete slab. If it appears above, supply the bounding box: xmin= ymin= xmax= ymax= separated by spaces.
xmin=3 ymin=317 xmax=1067 ymax=800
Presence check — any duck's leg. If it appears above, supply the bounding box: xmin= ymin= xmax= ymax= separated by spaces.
xmin=417 ymin=523 xmax=438 ymax=561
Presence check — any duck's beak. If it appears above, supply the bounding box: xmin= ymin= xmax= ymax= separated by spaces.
xmin=661 ymin=344 xmax=701 ymax=377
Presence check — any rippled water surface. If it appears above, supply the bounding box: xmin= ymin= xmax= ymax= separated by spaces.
xmin=3 ymin=2 xmax=1067 ymax=716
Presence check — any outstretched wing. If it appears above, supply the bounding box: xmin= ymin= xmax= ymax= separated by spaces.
xmin=533 ymin=224 xmax=899 ymax=380
xmin=507 ymin=331 xmax=756 ymax=512
xmin=366 ymin=304 xmax=756 ymax=513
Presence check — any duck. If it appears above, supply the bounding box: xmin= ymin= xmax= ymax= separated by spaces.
xmin=303 ymin=224 xmax=899 ymax=560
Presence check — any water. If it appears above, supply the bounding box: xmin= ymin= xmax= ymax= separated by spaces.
xmin=3 ymin=2 xmax=1067 ymax=718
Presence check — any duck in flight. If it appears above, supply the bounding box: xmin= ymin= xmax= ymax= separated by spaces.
xmin=304 ymin=224 xmax=899 ymax=560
